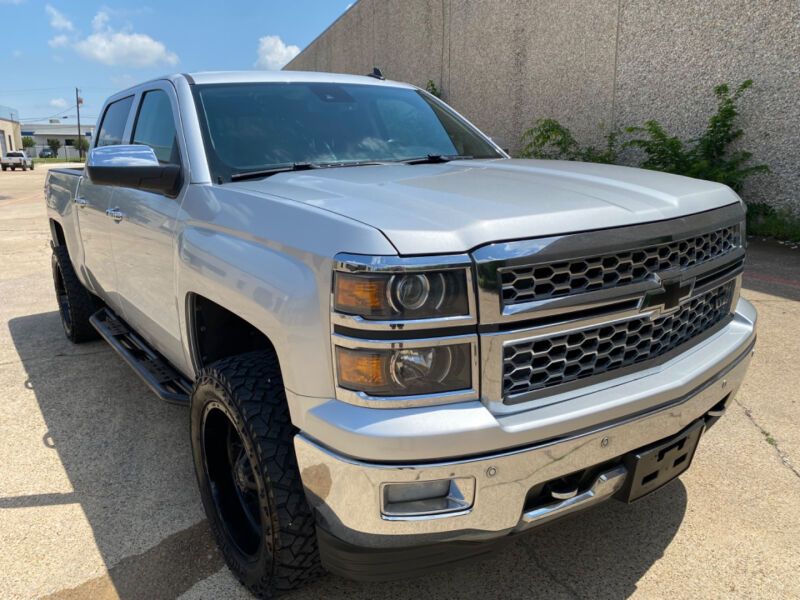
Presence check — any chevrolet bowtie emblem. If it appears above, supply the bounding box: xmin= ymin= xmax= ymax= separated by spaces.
xmin=642 ymin=273 xmax=695 ymax=315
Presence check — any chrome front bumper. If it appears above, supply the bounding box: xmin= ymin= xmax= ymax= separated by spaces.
xmin=295 ymin=301 xmax=756 ymax=549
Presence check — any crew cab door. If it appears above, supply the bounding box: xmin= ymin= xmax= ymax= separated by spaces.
xmin=75 ymin=95 xmax=134 ymax=310
xmin=109 ymin=84 xmax=187 ymax=370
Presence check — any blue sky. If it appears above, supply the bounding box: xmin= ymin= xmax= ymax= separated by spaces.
xmin=0 ymin=0 xmax=353 ymax=125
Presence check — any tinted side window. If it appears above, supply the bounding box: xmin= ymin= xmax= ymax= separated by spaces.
xmin=97 ymin=96 xmax=134 ymax=147
xmin=132 ymin=90 xmax=179 ymax=164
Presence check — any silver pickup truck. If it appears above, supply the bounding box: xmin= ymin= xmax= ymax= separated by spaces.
xmin=45 ymin=71 xmax=756 ymax=596
xmin=2 ymin=150 xmax=34 ymax=171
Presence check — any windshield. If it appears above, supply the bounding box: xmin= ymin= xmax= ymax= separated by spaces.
xmin=8 ymin=152 xmax=23 ymax=157
xmin=191 ymin=82 xmax=502 ymax=182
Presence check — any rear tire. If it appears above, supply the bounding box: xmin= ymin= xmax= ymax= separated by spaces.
xmin=190 ymin=350 xmax=324 ymax=598
xmin=51 ymin=245 xmax=100 ymax=343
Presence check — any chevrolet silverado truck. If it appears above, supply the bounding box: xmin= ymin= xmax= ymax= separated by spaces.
xmin=44 ymin=71 xmax=757 ymax=597
xmin=2 ymin=150 xmax=34 ymax=171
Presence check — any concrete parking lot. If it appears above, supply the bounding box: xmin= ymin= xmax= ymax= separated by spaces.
xmin=1 ymin=164 xmax=798 ymax=599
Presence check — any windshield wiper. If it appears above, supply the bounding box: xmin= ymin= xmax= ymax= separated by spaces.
xmin=402 ymin=154 xmax=473 ymax=165
xmin=229 ymin=160 xmax=395 ymax=182
xmin=230 ymin=162 xmax=318 ymax=182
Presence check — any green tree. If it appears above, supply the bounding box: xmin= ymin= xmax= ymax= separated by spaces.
xmin=22 ymin=136 xmax=36 ymax=151
xmin=74 ymin=136 xmax=89 ymax=156
xmin=47 ymin=138 xmax=62 ymax=158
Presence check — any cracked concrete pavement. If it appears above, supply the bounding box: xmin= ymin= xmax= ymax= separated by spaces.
xmin=1 ymin=165 xmax=798 ymax=599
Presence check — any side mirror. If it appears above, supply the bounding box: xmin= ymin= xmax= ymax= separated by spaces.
xmin=86 ymin=145 xmax=182 ymax=197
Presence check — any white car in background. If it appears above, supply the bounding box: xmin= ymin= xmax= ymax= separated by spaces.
xmin=1 ymin=151 xmax=34 ymax=171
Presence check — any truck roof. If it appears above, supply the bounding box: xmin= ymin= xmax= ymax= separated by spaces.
xmin=183 ymin=70 xmax=413 ymax=88
xmin=111 ymin=71 xmax=414 ymax=98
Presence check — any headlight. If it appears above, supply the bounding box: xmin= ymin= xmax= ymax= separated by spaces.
xmin=334 ymin=270 xmax=469 ymax=320
xmin=335 ymin=343 xmax=472 ymax=397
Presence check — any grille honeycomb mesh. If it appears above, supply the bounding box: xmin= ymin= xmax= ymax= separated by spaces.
xmin=500 ymin=225 xmax=740 ymax=306
xmin=503 ymin=282 xmax=735 ymax=399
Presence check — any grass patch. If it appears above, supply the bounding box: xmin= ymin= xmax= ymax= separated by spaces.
xmin=747 ymin=203 xmax=800 ymax=242
xmin=32 ymin=157 xmax=85 ymax=164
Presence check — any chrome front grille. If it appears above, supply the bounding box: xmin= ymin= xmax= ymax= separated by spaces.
xmin=472 ymin=203 xmax=747 ymax=409
xmin=499 ymin=224 xmax=741 ymax=306
xmin=502 ymin=281 xmax=735 ymax=399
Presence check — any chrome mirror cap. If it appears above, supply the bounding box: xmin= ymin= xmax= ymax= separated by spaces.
xmin=87 ymin=144 xmax=159 ymax=168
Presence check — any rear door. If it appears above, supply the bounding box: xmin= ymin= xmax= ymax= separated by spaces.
xmin=110 ymin=83 xmax=187 ymax=369
xmin=75 ymin=95 xmax=134 ymax=309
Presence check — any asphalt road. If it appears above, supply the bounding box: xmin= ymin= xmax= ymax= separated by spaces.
xmin=1 ymin=165 xmax=798 ymax=599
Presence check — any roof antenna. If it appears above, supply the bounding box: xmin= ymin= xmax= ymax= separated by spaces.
xmin=367 ymin=67 xmax=385 ymax=80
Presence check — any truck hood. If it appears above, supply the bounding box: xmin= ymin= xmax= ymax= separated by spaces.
xmin=234 ymin=159 xmax=740 ymax=255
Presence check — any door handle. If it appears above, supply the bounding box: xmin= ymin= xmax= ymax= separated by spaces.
xmin=74 ymin=197 xmax=88 ymax=208
xmin=106 ymin=207 xmax=126 ymax=222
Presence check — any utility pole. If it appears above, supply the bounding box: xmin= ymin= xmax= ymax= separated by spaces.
xmin=75 ymin=87 xmax=83 ymax=160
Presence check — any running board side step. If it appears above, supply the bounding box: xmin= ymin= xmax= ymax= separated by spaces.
xmin=90 ymin=308 xmax=191 ymax=405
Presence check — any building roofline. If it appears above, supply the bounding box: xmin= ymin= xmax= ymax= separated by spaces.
xmin=283 ymin=0 xmax=360 ymax=71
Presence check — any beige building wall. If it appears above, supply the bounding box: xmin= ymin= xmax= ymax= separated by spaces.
xmin=286 ymin=0 xmax=799 ymax=215
xmin=0 ymin=117 xmax=22 ymax=156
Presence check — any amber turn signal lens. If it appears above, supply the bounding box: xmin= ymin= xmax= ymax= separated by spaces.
xmin=336 ymin=347 xmax=389 ymax=389
xmin=334 ymin=273 xmax=390 ymax=315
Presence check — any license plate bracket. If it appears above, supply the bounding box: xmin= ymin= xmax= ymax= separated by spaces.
xmin=620 ymin=419 xmax=705 ymax=502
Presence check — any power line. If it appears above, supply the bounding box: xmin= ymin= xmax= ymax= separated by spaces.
xmin=20 ymin=104 xmax=78 ymax=121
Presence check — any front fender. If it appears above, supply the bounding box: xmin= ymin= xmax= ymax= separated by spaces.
xmin=175 ymin=184 xmax=396 ymax=401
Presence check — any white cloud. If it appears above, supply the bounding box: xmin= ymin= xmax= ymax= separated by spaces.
xmin=41 ymin=8 xmax=177 ymax=69
xmin=49 ymin=97 xmax=68 ymax=109
xmin=75 ymin=30 xmax=178 ymax=67
xmin=45 ymin=4 xmax=74 ymax=31
xmin=255 ymin=35 xmax=299 ymax=71
xmin=48 ymin=34 xmax=69 ymax=48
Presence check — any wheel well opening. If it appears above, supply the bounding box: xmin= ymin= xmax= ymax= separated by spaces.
xmin=50 ymin=219 xmax=66 ymax=247
xmin=190 ymin=294 xmax=274 ymax=369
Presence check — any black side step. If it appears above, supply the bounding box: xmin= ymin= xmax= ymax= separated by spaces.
xmin=90 ymin=308 xmax=191 ymax=405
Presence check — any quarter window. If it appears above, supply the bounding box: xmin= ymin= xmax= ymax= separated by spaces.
xmin=132 ymin=90 xmax=179 ymax=164
xmin=96 ymin=96 xmax=134 ymax=147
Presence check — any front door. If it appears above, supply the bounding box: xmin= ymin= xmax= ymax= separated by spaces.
xmin=110 ymin=85 xmax=187 ymax=370
xmin=75 ymin=95 xmax=134 ymax=310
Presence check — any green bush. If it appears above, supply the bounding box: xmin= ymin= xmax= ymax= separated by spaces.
xmin=425 ymin=79 xmax=442 ymax=99
xmin=746 ymin=203 xmax=800 ymax=242
xmin=518 ymin=80 xmax=769 ymax=193
xmin=519 ymin=118 xmax=618 ymax=164
xmin=624 ymin=80 xmax=769 ymax=192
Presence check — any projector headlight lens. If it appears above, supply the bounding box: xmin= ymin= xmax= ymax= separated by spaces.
xmin=334 ymin=269 xmax=468 ymax=320
xmin=335 ymin=343 xmax=471 ymax=396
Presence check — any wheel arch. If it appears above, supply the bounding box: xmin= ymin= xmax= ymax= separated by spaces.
xmin=186 ymin=292 xmax=278 ymax=373
xmin=49 ymin=218 xmax=67 ymax=248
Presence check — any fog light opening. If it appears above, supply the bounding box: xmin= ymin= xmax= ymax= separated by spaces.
xmin=382 ymin=477 xmax=475 ymax=519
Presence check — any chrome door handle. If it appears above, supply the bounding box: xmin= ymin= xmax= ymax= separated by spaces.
xmin=106 ymin=207 xmax=126 ymax=222
xmin=74 ymin=197 xmax=88 ymax=208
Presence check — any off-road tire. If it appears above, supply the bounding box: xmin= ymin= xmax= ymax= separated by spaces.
xmin=30 ymin=163 xmax=34 ymax=170
xmin=190 ymin=350 xmax=324 ymax=598
xmin=51 ymin=245 xmax=99 ymax=343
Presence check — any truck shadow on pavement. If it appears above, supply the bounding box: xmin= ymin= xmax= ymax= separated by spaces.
xmin=9 ymin=311 xmax=688 ymax=600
